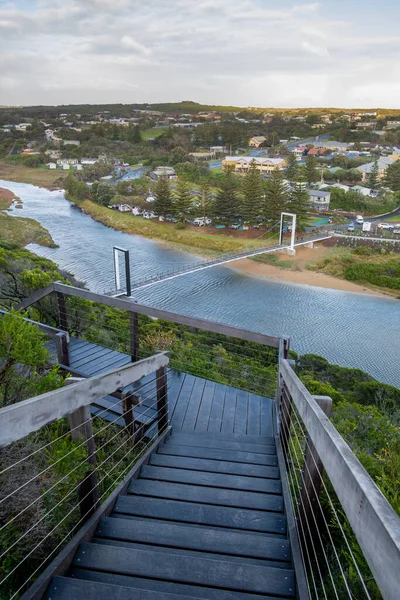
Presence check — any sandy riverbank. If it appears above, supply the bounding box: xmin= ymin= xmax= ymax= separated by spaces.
xmin=231 ymin=245 xmax=389 ymax=297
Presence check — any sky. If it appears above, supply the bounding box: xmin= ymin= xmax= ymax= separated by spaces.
xmin=0 ymin=0 xmax=399 ymax=108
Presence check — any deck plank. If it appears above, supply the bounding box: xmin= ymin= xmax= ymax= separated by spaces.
xmin=221 ymin=386 xmax=237 ymax=434
xmin=181 ymin=377 xmax=206 ymax=431
xmin=128 ymin=479 xmax=284 ymax=512
xmin=158 ymin=443 xmax=278 ymax=466
xmin=170 ymin=373 xmax=196 ymax=429
xmin=207 ymin=383 xmax=226 ymax=433
xmin=247 ymin=395 xmax=261 ymax=437
xmin=139 ymin=465 xmax=282 ymax=494
xmin=193 ymin=380 xmax=216 ymax=432
xmin=150 ymin=454 xmax=279 ymax=479
xmin=73 ymin=543 xmax=295 ymax=597
xmin=233 ymin=389 xmax=249 ymax=436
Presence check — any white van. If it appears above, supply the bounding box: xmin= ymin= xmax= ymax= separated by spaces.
xmin=356 ymin=215 xmax=364 ymax=224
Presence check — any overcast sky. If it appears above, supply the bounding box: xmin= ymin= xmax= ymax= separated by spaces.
xmin=1 ymin=0 xmax=399 ymax=108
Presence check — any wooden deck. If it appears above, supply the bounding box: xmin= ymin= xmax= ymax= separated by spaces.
xmin=44 ymin=429 xmax=295 ymax=599
xmin=47 ymin=338 xmax=275 ymax=437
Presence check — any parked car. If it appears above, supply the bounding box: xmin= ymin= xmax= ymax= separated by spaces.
xmin=393 ymin=228 xmax=400 ymax=235
xmin=143 ymin=211 xmax=156 ymax=219
xmin=356 ymin=215 xmax=364 ymax=225
xmin=378 ymin=223 xmax=393 ymax=230
xmin=192 ymin=217 xmax=212 ymax=226
xmin=347 ymin=223 xmax=355 ymax=232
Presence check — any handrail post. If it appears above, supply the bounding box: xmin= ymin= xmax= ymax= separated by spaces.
xmin=55 ymin=331 xmax=70 ymax=366
xmin=130 ymin=312 xmax=140 ymax=362
xmin=297 ymin=395 xmax=332 ymax=544
xmin=156 ymin=352 xmax=169 ymax=435
xmin=56 ymin=292 xmax=68 ymax=332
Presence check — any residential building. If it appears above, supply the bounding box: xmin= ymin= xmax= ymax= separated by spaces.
xmin=248 ymin=136 xmax=266 ymax=148
xmin=57 ymin=158 xmax=79 ymax=166
xmin=308 ymin=190 xmax=331 ymax=211
xmin=222 ymin=156 xmax=286 ymax=175
xmin=384 ymin=121 xmax=400 ymax=130
xmin=46 ymin=162 xmax=57 ymax=169
xmin=351 ymin=185 xmax=375 ymax=197
xmin=307 ymin=147 xmax=327 ymax=156
xmin=292 ymin=146 xmax=307 ymax=161
xmin=80 ymin=158 xmax=98 ymax=165
xmin=356 ymin=121 xmax=377 ymax=130
xmin=45 ymin=149 xmax=62 ymax=159
xmin=150 ymin=167 xmax=177 ymax=180
xmin=357 ymin=157 xmax=395 ymax=183
xmin=63 ymin=140 xmax=80 ymax=146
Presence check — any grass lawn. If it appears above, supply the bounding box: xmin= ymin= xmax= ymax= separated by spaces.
xmin=73 ymin=198 xmax=277 ymax=256
xmin=0 ymin=160 xmax=65 ymax=189
xmin=384 ymin=215 xmax=400 ymax=223
xmin=141 ymin=127 xmax=167 ymax=140
xmin=0 ymin=212 xmax=56 ymax=247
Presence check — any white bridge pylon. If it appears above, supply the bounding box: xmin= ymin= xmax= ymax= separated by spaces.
xmin=279 ymin=212 xmax=297 ymax=249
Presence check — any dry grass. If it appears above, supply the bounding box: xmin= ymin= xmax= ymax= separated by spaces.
xmin=0 ymin=161 xmax=65 ymax=189
xmin=0 ymin=186 xmax=18 ymax=210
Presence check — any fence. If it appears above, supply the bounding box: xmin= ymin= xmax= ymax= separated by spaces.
xmin=277 ymin=359 xmax=400 ymax=600
xmin=0 ymin=353 xmax=169 ymax=599
xmin=16 ymin=281 xmax=285 ymax=401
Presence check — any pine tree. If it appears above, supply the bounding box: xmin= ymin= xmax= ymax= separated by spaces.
xmin=284 ymin=153 xmax=299 ymax=182
xmin=305 ymin=154 xmax=318 ymax=185
xmin=369 ymin=160 xmax=380 ymax=188
xmin=263 ymin=169 xmax=289 ymax=223
xmin=132 ymin=125 xmax=142 ymax=144
xmin=214 ymin=168 xmax=239 ymax=224
xmin=173 ymin=179 xmax=192 ymax=222
xmin=198 ymin=181 xmax=214 ymax=221
xmin=241 ymin=160 xmax=264 ymax=224
xmin=288 ymin=179 xmax=311 ymax=231
xmin=153 ymin=177 xmax=173 ymax=217
xmin=384 ymin=160 xmax=400 ymax=191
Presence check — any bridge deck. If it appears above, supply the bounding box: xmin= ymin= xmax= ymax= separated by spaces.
xmin=44 ymin=429 xmax=295 ymax=599
xmin=47 ymin=338 xmax=274 ymax=437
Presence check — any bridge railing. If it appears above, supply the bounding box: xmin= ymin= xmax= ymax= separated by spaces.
xmin=277 ymin=358 xmax=400 ymax=600
xmin=0 ymin=352 xmax=170 ymax=599
xmin=17 ymin=282 xmax=286 ymax=400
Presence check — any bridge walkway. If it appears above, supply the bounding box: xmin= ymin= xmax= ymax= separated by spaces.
xmin=44 ymin=428 xmax=296 ymax=600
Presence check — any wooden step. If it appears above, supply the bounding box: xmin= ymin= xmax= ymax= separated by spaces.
xmin=169 ymin=431 xmax=274 ymax=445
xmin=69 ymin=569 xmax=292 ymax=600
xmin=96 ymin=516 xmax=291 ymax=562
xmin=113 ymin=496 xmax=287 ymax=534
xmin=158 ymin=443 xmax=278 ymax=466
xmin=128 ymin=479 xmax=284 ymax=512
xmin=72 ymin=542 xmax=296 ymax=597
xmin=140 ymin=465 xmax=282 ymax=494
xmin=46 ymin=576 xmax=206 ymax=600
xmin=150 ymin=453 xmax=279 ymax=479
xmin=165 ymin=433 xmax=275 ymax=454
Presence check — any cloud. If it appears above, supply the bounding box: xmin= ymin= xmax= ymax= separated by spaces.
xmin=0 ymin=0 xmax=398 ymax=107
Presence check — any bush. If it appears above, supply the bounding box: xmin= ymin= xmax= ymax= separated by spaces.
xmin=176 ymin=221 xmax=185 ymax=230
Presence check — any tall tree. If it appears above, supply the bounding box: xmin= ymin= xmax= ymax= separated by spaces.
xmin=384 ymin=160 xmax=400 ymax=191
xmin=287 ymin=179 xmax=311 ymax=231
xmin=241 ymin=160 xmax=264 ymax=224
xmin=214 ymin=168 xmax=239 ymax=224
xmin=198 ymin=180 xmax=214 ymax=221
xmin=284 ymin=153 xmax=299 ymax=182
xmin=173 ymin=179 xmax=192 ymax=222
xmin=153 ymin=177 xmax=173 ymax=217
xmin=263 ymin=169 xmax=289 ymax=223
xmin=305 ymin=154 xmax=318 ymax=185
xmin=369 ymin=160 xmax=380 ymax=188
xmin=132 ymin=125 xmax=142 ymax=144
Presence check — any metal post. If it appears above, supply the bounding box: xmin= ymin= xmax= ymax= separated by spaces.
xmin=290 ymin=214 xmax=297 ymax=249
xmin=125 ymin=250 xmax=131 ymax=297
xmin=156 ymin=354 xmax=169 ymax=436
xmin=279 ymin=359 xmax=296 ymax=462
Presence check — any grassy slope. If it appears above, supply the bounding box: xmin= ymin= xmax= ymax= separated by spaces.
xmin=0 ymin=187 xmax=18 ymax=210
xmin=0 ymin=212 xmax=56 ymax=247
xmin=0 ymin=160 xmax=65 ymax=189
xmin=73 ymin=198 xmax=274 ymax=255
xmin=306 ymin=246 xmax=400 ymax=296
xmin=141 ymin=127 xmax=167 ymax=140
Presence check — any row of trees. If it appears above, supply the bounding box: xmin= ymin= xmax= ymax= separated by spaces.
xmin=153 ymin=162 xmax=311 ymax=229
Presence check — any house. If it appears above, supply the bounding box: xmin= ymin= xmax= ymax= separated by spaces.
xmin=222 ymin=156 xmax=286 ymax=175
xmin=46 ymin=162 xmax=57 ymax=169
xmin=80 ymin=158 xmax=98 ymax=165
xmin=351 ymin=185 xmax=374 ymax=197
xmin=308 ymin=190 xmax=331 ymax=211
xmin=63 ymin=140 xmax=80 ymax=146
xmin=292 ymin=146 xmax=307 ymax=161
xmin=331 ymin=183 xmax=350 ymax=192
xmin=45 ymin=149 xmax=62 ymax=159
xmin=150 ymin=167 xmax=177 ymax=180
xmin=356 ymin=121 xmax=377 ymax=130
xmin=57 ymin=158 xmax=79 ymax=166
xmin=307 ymin=147 xmax=327 ymax=156
xmin=357 ymin=157 xmax=395 ymax=183
xmin=248 ymin=136 xmax=266 ymax=148
xmin=384 ymin=121 xmax=400 ymax=130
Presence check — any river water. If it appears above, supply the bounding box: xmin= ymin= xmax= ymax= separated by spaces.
xmin=2 ymin=179 xmax=399 ymax=387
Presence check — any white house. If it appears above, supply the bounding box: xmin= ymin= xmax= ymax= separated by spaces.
xmin=46 ymin=162 xmax=57 ymax=169
xmin=308 ymin=190 xmax=331 ymax=211
xmin=57 ymin=158 xmax=79 ymax=166
xmin=80 ymin=158 xmax=98 ymax=165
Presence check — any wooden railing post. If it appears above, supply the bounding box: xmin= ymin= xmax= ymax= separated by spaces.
xmin=298 ymin=395 xmax=332 ymax=545
xmin=156 ymin=353 xmax=169 ymax=435
xmin=56 ymin=292 xmax=68 ymax=332
xmin=55 ymin=331 xmax=70 ymax=366
xmin=66 ymin=379 xmax=99 ymax=520
xmin=130 ymin=312 xmax=140 ymax=362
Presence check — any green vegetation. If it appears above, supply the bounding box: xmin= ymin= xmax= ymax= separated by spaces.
xmin=0 ymin=187 xmax=18 ymax=210
xmin=0 ymin=212 xmax=56 ymax=248
xmin=0 ymin=160 xmax=65 ymax=189
xmin=141 ymin=127 xmax=167 ymax=140
xmin=384 ymin=159 xmax=400 ymax=191
xmin=251 ymin=253 xmax=298 ymax=270
xmin=307 ymin=244 xmax=400 ymax=294
xmin=329 ymin=187 xmax=399 ymax=214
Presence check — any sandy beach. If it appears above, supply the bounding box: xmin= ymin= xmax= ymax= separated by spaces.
xmin=231 ymin=245 xmax=388 ymax=297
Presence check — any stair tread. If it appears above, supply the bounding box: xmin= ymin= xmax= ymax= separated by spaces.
xmin=158 ymin=443 xmax=278 ymax=465
xmin=151 ymin=453 xmax=279 ymax=478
